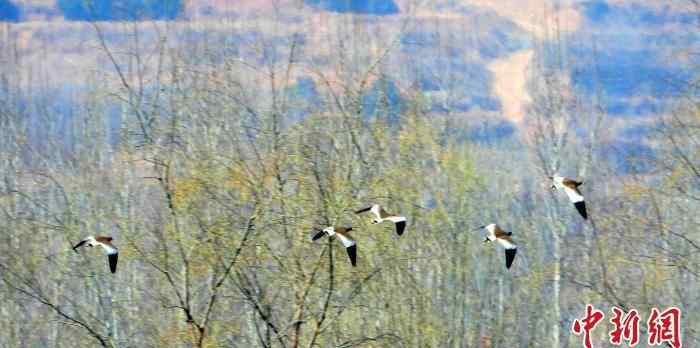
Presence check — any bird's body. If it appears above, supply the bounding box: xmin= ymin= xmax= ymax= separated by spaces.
xmin=355 ymin=204 xmax=407 ymax=236
xmin=550 ymin=174 xmax=588 ymax=219
xmin=311 ymin=227 xmax=357 ymax=266
xmin=72 ymin=236 xmax=119 ymax=273
xmin=480 ymin=224 xmax=517 ymax=269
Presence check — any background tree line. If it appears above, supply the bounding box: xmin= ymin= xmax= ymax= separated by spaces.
xmin=0 ymin=1 xmax=698 ymax=347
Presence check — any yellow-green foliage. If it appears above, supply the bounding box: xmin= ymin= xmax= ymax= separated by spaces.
xmin=172 ymin=178 xmax=203 ymax=210
xmin=4 ymin=19 xmax=698 ymax=348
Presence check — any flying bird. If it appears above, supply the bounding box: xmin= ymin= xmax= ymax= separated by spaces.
xmin=550 ymin=174 xmax=587 ymax=219
xmin=72 ymin=236 xmax=119 ymax=273
xmin=477 ymin=224 xmax=517 ymax=269
xmin=310 ymin=227 xmax=357 ymax=266
xmin=355 ymin=204 xmax=407 ymax=236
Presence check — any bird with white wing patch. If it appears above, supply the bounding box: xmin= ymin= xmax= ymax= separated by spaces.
xmin=310 ymin=226 xmax=357 ymax=267
xmin=476 ymin=224 xmax=517 ymax=270
xmin=354 ymin=204 xmax=407 ymax=236
xmin=550 ymin=174 xmax=588 ymax=220
xmin=72 ymin=236 xmax=119 ymax=273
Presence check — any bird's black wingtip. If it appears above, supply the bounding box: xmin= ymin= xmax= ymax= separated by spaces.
xmin=395 ymin=221 xmax=406 ymax=236
xmin=505 ymin=249 xmax=517 ymax=269
xmin=354 ymin=206 xmax=372 ymax=214
xmin=108 ymin=253 xmax=118 ymax=274
xmin=310 ymin=230 xmax=326 ymax=241
xmin=72 ymin=239 xmax=87 ymax=252
xmin=574 ymin=201 xmax=588 ymax=220
xmin=346 ymin=245 xmax=357 ymax=267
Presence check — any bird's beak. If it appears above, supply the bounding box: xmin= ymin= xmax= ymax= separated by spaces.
xmin=474 ymin=225 xmax=485 ymax=231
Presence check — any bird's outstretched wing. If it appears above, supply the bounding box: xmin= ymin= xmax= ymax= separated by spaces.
xmin=335 ymin=231 xmax=357 ymax=267
xmin=496 ymin=237 xmax=517 ymax=269
xmin=345 ymin=245 xmax=357 ymax=267
xmin=504 ymin=249 xmax=517 ymax=269
xmin=563 ymin=186 xmax=584 ymax=202
xmin=561 ymin=185 xmax=587 ymax=219
xmin=99 ymin=243 xmax=118 ymax=274
xmin=354 ymin=206 xmax=372 ymax=214
xmin=72 ymin=239 xmax=87 ymax=252
xmin=386 ymin=216 xmax=407 ymax=236
xmin=335 ymin=232 xmax=356 ymax=248
xmin=574 ymin=201 xmax=588 ymax=220
xmin=108 ymin=253 xmax=118 ymax=273
xmin=310 ymin=230 xmax=327 ymax=241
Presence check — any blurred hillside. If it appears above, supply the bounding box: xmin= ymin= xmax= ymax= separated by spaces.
xmin=1 ymin=1 xmax=695 ymax=170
